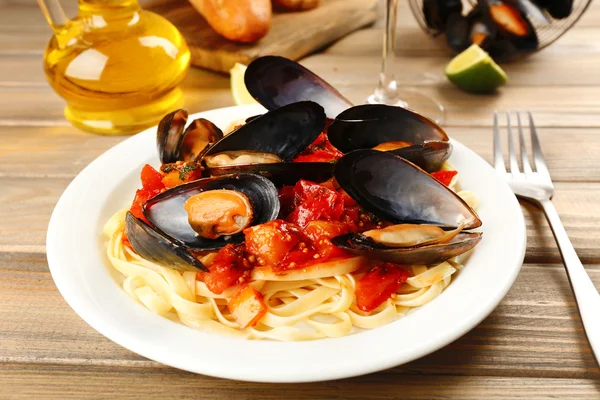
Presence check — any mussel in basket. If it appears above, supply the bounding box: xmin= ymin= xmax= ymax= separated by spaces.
xmin=488 ymin=1 xmax=538 ymax=52
xmin=446 ymin=13 xmax=472 ymax=53
xmin=244 ymin=56 xmax=353 ymax=118
xmin=423 ymin=0 xmax=463 ymax=33
xmin=143 ymin=174 xmax=280 ymax=250
xmin=327 ymin=105 xmax=452 ymax=172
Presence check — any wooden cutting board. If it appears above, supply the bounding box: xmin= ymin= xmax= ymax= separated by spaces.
xmin=146 ymin=0 xmax=377 ymax=73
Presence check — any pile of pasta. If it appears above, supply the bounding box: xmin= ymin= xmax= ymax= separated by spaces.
xmin=104 ymin=162 xmax=479 ymax=341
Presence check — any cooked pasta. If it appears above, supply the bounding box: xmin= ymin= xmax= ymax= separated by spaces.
xmin=104 ymin=164 xmax=478 ymax=341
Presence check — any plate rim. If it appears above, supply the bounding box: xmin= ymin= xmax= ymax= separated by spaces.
xmin=46 ymin=104 xmax=526 ymax=383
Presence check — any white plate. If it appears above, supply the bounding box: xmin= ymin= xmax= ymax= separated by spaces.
xmin=47 ymin=104 xmax=526 ymax=383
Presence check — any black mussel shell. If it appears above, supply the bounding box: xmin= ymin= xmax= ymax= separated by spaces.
xmin=206 ymin=162 xmax=334 ymax=187
xmin=180 ymin=118 xmax=224 ymax=162
xmin=423 ymin=0 xmax=463 ymax=33
xmin=245 ymin=114 xmax=263 ymax=123
xmin=125 ymin=212 xmax=207 ymax=272
xmin=157 ymin=109 xmax=188 ymax=164
xmin=244 ymin=56 xmax=353 ymax=118
xmin=204 ymin=101 xmax=326 ymax=162
xmin=334 ymin=150 xmax=481 ymax=229
xmin=327 ymin=104 xmax=450 ymax=171
xmin=390 ymin=141 xmax=452 ymax=173
xmin=446 ymin=13 xmax=472 ymax=53
xmin=331 ymin=231 xmax=482 ymax=265
xmin=144 ymin=174 xmax=280 ymax=251
xmin=328 ymin=104 xmax=449 ymax=152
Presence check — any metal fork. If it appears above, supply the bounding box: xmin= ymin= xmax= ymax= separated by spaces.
xmin=493 ymin=111 xmax=600 ymax=365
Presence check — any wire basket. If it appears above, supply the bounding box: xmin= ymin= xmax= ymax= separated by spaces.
xmin=408 ymin=0 xmax=592 ymax=62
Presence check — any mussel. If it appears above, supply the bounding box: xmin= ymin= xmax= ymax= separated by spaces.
xmin=202 ymin=101 xmax=333 ymax=185
xmin=157 ymin=109 xmax=224 ymax=164
xmin=488 ymin=1 xmax=538 ymax=52
xmin=244 ymin=56 xmax=353 ymax=118
xmin=331 ymin=150 xmax=482 ymax=265
xmin=125 ymin=211 xmax=207 ymax=272
xmin=423 ymin=0 xmax=463 ymax=33
xmin=327 ymin=105 xmax=452 ymax=173
xmin=446 ymin=13 xmax=472 ymax=53
xmin=143 ymin=174 xmax=280 ymax=250
xmin=332 ymin=228 xmax=482 ymax=265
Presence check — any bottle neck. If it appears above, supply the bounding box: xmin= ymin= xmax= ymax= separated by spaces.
xmin=78 ymin=0 xmax=141 ymax=18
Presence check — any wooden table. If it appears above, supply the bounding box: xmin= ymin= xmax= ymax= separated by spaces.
xmin=2 ymin=0 xmax=600 ymax=398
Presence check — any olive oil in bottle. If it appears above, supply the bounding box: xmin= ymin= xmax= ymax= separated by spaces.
xmin=40 ymin=0 xmax=190 ymax=135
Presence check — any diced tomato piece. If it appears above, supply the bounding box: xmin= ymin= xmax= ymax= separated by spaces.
xmin=287 ymin=180 xmax=344 ymax=227
xmin=355 ymin=264 xmax=409 ymax=312
xmin=140 ymin=164 xmax=165 ymax=191
xmin=227 ymin=285 xmax=267 ymax=328
xmin=160 ymin=162 xmax=203 ymax=189
xmin=305 ymin=220 xmax=349 ymax=242
xmin=198 ymin=243 xmax=249 ymax=295
xmin=431 ymin=170 xmax=458 ymax=187
xmin=244 ymin=220 xmax=308 ymax=268
xmin=314 ymin=237 xmax=350 ymax=260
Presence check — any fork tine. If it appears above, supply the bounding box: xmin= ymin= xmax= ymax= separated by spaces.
xmin=507 ymin=112 xmax=521 ymax=174
xmin=493 ymin=112 xmax=506 ymax=173
xmin=517 ymin=112 xmax=533 ymax=175
xmin=528 ymin=112 xmax=551 ymax=179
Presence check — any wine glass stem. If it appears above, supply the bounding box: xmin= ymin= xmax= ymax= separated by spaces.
xmin=375 ymin=0 xmax=406 ymax=106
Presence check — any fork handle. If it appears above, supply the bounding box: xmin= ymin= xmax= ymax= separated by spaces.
xmin=540 ymin=199 xmax=600 ymax=365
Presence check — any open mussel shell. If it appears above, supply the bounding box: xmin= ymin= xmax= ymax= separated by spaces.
xmin=331 ymin=231 xmax=482 ymax=265
xmin=125 ymin=212 xmax=207 ymax=272
xmin=180 ymin=118 xmax=224 ymax=162
xmin=335 ymin=150 xmax=481 ymax=229
xmin=144 ymin=174 xmax=280 ymax=251
xmin=488 ymin=1 xmax=539 ymax=51
xmin=327 ymin=104 xmax=451 ymax=172
xmin=244 ymin=56 xmax=353 ymax=118
xmin=204 ymin=101 xmax=326 ymax=162
xmin=207 ymin=162 xmax=334 ymax=186
xmin=157 ymin=109 xmax=188 ymax=164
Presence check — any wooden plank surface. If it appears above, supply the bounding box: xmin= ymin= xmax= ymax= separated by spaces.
xmin=2 ymin=364 xmax=600 ymax=400
xmin=2 ymin=0 xmax=600 ymax=398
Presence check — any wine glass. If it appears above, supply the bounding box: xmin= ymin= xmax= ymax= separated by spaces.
xmin=367 ymin=0 xmax=445 ymax=124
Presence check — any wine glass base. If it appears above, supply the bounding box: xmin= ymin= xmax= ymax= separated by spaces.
xmin=367 ymin=89 xmax=445 ymax=125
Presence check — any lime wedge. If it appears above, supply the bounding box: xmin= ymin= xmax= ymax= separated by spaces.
xmin=445 ymin=44 xmax=508 ymax=94
xmin=230 ymin=63 xmax=259 ymax=106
